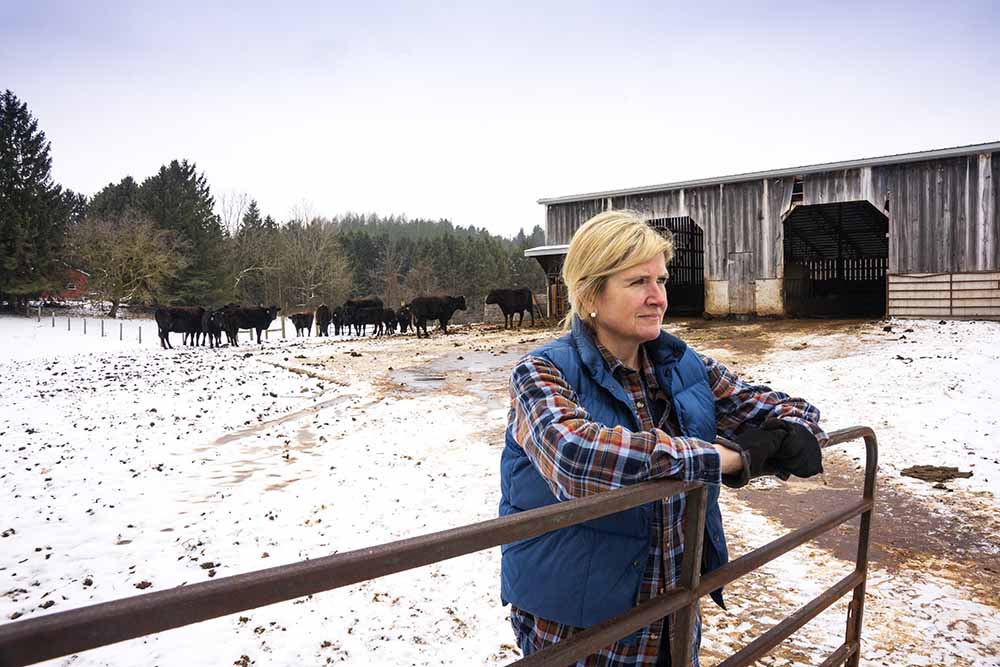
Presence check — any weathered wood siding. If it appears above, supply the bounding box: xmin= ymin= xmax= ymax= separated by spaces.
xmin=802 ymin=153 xmax=999 ymax=274
xmin=544 ymin=150 xmax=999 ymax=315
xmin=545 ymin=178 xmax=794 ymax=282
xmin=888 ymin=272 xmax=1000 ymax=320
xmin=546 ymin=153 xmax=1000 ymax=280
xmin=546 ymin=200 xmax=607 ymax=248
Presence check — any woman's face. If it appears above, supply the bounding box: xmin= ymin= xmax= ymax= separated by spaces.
xmin=591 ymin=254 xmax=669 ymax=355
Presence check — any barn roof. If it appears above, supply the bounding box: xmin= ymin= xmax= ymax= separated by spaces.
xmin=537 ymin=140 xmax=1000 ymax=205
xmin=523 ymin=244 xmax=570 ymax=257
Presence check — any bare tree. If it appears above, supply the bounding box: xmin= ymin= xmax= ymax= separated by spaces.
xmin=66 ymin=211 xmax=188 ymax=317
xmin=218 ymin=191 xmax=250 ymax=237
xmin=231 ymin=233 xmax=278 ymax=304
xmin=277 ymin=218 xmax=351 ymax=310
xmin=377 ymin=238 xmax=407 ymax=308
xmin=403 ymin=259 xmax=438 ymax=299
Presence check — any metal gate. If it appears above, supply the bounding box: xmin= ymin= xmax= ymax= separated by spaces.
xmin=648 ymin=216 xmax=705 ymax=315
xmin=0 ymin=427 xmax=877 ymax=667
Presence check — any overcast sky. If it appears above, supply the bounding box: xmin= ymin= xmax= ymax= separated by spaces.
xmin=3 ymin=1 xmax=998 ymax=238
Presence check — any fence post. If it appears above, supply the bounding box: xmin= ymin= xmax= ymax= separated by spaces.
xmin=37 ymin=306 xmax=40 ymax=322
xmin=67 ymin=317 xmax=70 ymax=331
xmin=671 ymin=483 xmax=708 ymax=667
xmin=84 ymin=319 xmax=87 ymax=335
xmin=120 ymin=322 xmax=123 ymax=341
xmin=281 ymin=315 xmax=286 ymax=338
xmin=51 ymin=311 xmax=55 ymax=327
xmin=139 ymin=326 xmax=142 ymax=345
xmin=101 ymin=320 xmax=105 ymax=338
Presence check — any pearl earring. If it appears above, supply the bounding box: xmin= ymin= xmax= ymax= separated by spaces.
xmin=589 ymin=311 xmax=597 ymax=318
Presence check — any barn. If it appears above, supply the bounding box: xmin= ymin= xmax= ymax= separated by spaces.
xmin=528 ymin=142 xmax=1000 ymax=321
xmin=39 ymin=267 xmax=90 ymax=303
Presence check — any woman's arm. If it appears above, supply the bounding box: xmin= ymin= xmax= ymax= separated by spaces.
xmin=510 ymin=355 xmax=722 ymax=501
xmin=701 ymin=354 xmax=829 ymax=446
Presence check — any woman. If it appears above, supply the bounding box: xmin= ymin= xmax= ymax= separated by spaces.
xmin=499 ymin=210 xmax=826 ymax=666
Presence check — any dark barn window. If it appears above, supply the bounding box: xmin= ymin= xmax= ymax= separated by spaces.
xmin=647 ymin=216 xmax=705 ymax=315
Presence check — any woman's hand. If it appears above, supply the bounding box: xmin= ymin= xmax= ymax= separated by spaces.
xmin=713 ymin=429 xmax=785 ymax=488
xmin=763 ymin=418 xmax=824 ymax=478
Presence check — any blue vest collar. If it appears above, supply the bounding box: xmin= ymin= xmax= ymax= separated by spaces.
xmin=570 ymin=315 xmax=689 ymax=376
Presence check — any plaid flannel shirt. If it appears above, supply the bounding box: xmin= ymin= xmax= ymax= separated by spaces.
xmin=507 ymin=338 xmax=827 ymax=666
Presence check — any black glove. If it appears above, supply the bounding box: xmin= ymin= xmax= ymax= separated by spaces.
xmin=716 ymin=426 xmax=787 ymax=488
xmin=763 ymin=418 xmax=824 ymax=479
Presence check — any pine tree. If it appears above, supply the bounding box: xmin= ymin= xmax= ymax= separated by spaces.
xmin=139 ymin=159 xmax=225 ymax=304
xmin=0 ymin=90 xmax=81 ymax=309
xmin=87 ymin=177 xmax=142 ymax=220
xmin=239 ymin=200 xmax=263 ymax=233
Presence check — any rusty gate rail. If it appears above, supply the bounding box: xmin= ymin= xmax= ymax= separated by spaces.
xmin=0 ymin=426 xmax=876 ymax=667
xmin=511 ymin=425 xmax=877 ymax=667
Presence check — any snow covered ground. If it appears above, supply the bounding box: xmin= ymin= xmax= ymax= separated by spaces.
xmin=1 ymin=314 xmax=998 ymax=666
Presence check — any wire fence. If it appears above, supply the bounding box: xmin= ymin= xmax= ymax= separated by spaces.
xmin=23 ymin=308 xmax=319 ymax=348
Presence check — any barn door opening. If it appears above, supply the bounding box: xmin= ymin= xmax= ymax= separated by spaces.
xmin=647 ymin=216 xmax=705 ymax=315
xmin=783 ymin=201 xmax=889 ymax=317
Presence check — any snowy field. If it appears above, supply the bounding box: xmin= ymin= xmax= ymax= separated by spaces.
xmin=1 ymin=314 xmax=999 ymax=666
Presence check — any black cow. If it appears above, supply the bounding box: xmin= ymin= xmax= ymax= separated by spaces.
xmin=289 ymin=311 xmax=314 ymax=337
xmin=201 ymin=308 xmax=226 ymax=348
xmin=344 ymin=298 xmax=383 ymax=336
xmin=381 ymin=308 xmax=397 ymax=335
xmin=315 ymin=304 xmax=332 ymax=336
xmin=182 ymin=310 xmax=208 ymax=346
xmin=358 ymin=307 xmax=384 ymax=336
xmin=396 ymin=305 xmax=412 ymax=334
xmin=331 ymin=306 xmax=345 ymax=336
xmin=217 ymin=303 xmax=241 ymax=346
xmin=222 ymin=305 xmax=281 ymax=345
xmin=154 ymin=306 xmax=205 ymax=349
xmin=408 ymin=295 xmax=466 ymax=338
xmin=486 ymin=287 xmax=534 ymax=329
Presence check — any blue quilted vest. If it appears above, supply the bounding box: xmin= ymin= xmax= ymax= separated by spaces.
xmin=499 ymin=317 xmax=728 ymax=629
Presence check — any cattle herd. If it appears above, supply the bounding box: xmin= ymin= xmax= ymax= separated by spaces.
xmin=154 ymin=288 xmax=537 ymax=350
xmin=152 ymin=289 xmax=536 ymax=350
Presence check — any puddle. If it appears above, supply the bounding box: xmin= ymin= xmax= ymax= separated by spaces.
xmin=387 ymin=350 xmax=517 ymax=392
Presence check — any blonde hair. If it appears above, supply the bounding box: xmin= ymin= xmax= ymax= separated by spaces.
xmin=561 ymin=210 xmax=674 ymax=330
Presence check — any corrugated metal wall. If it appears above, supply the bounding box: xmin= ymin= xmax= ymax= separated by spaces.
xmin=545 ymin=151 xmax=999 ymax=288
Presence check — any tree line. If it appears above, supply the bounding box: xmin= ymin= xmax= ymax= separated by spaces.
xmin=0 ymin=90 xmax=546 ymax=320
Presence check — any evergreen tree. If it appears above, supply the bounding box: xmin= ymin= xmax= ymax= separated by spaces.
xmin=324 ymin=213 xmax=546 ymax=323
xmin=87 ymin=176 xmax=142 ymax=219
xmin=138 ymin=159 xmax=225 ymax=304
xmin=0 ymin=90 xmax=80 ymax=309
xmin=239 ymin=200 xmax=263 ymax=233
